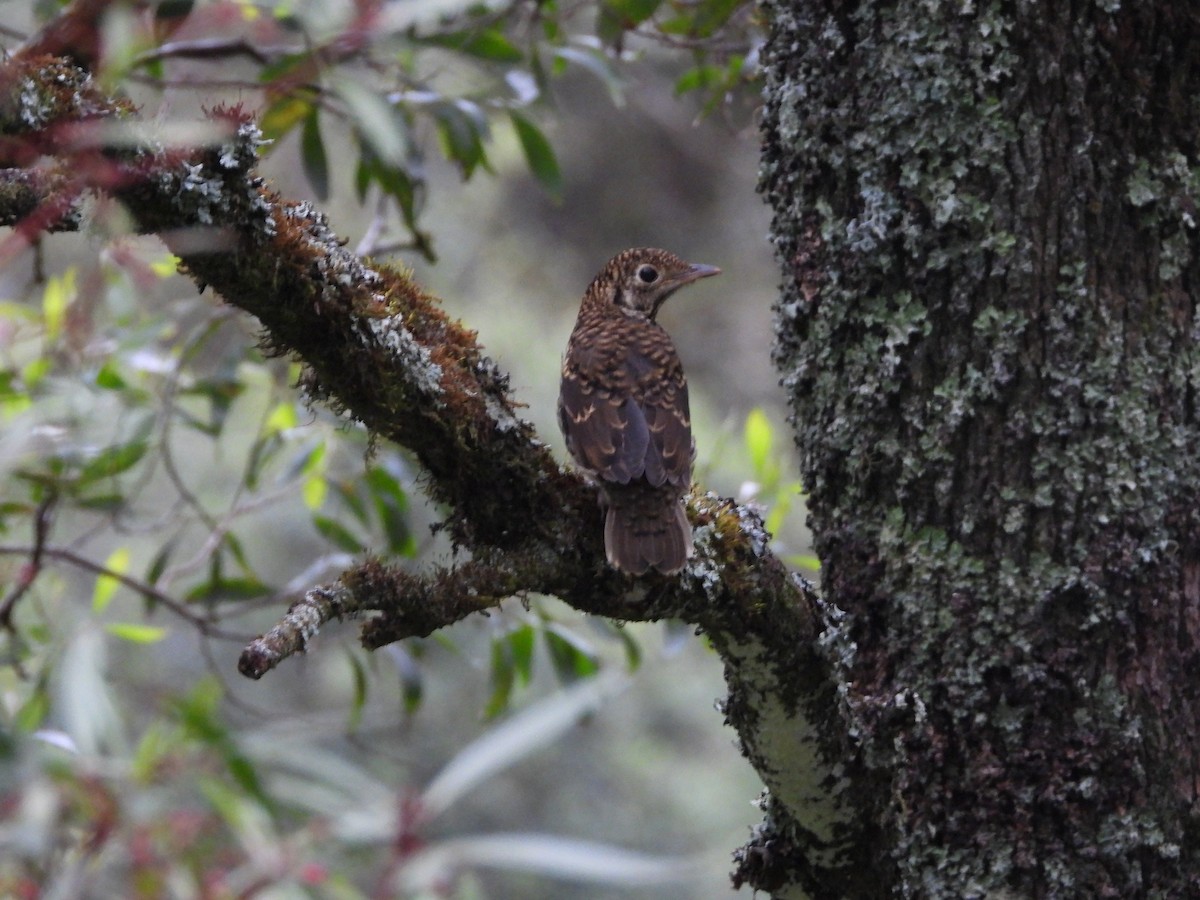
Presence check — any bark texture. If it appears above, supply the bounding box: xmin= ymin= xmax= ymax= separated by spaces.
xmin=762 ymin=1 xmax=1200 ymax=896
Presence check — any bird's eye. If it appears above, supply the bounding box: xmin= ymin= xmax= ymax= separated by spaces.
xmin=637 ymin=265 xmax=660 ymax=284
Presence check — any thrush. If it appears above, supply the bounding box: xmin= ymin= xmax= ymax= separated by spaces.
xmin=558 ymin=248 xmax=720 ymax=575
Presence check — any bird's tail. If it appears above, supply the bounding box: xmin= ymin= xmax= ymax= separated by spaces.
xmin=603 ymin=489 xmax=693 ymax=576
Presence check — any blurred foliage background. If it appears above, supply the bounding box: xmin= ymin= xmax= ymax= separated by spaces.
xmin=0 ymin=0 xmax=809 ymax=895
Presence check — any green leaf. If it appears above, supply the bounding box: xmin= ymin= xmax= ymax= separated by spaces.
xmin=0 ymin=300 xmax=39 ymax=323
xmin=144 ymin=540 xmax=175 ymax=586
xmin=180 ymin=377 xmax=245 ymax=436
xmin=366 ymin=466 xmax=414 ymax=557
xmin=42 ymin=269 xmax=75 ymax=341
xmin=302 ymin=474 xmax=327 ymax=510
xmin=485 ymin=636 xmax=516 ymax=719
xmin=590 ymin=618 xmax=642 ymax=671
xmin=764 ymin=501 xmax=788 ymax=538
xmin=22 ymin=357 xmax=50 ymax=389
xmin=0 ymin=383 xmax=31 ymax=416
xmin=313 ymin=514 xmax=365 ymax=553
xmin=148 ymin=254 xmax=180 ymax=278
xmin=744 ymin=408 xmax=772 ymax=477
xmin=422 ymin=27 xmax=524 ymax=62
xmin=258 ymin=51 xmax=312 ymax=85
xmin=14 ymin=688 xmax=50 ymax=732
xmin=552 ymin=47 xmax=624 ymax=106
xmin=174 ymin=679 xmax=275 ymax=815
xmin=300 ymin=106 xmax=329 ymax=201
xmin=264 ymin=400 xmax=298 ymax=434
xmin=354 ymin=153 xmax=436 ymax=262
xmin=544 ymin=626 xmax=599 ymax=683
xmin=510 ymin=112 xmax=563 ymax=199
xmin=788 ymin=553 xmax=821 ymax=573
xmin=393 ymin=645 xmax=424 ymax=715
xmin=346 ymin=650 xmax=368 ymax=732
xmin=74 ymin=492 xmax=126 ymax=511
xmin=286 ymin=439 xmax=326 ymax=480
xmin=93 ymin=547 xmax=131 ymax=612
xmin=244 ymin=433 xmax=284 ymax=490
xmin=302 ymin=439 xmax=331 ymax=475
xmin=765 ymin=481 xmax=801 ymax=537
xmin=541 ymin=3 xmax=561 ymax=41
xmin=358 ymin=151 xmax=414 ymax=206
xmin=337 ymin=78 xmax=407 ymax=166
xmin=484 ymin=626 xmax=536 ymax=719
xmin=78 ymin=439 xmax=149 ymax=485
xmin=431 ymin=100 xmax=490 ymax=178
xmin=354 ymin=157 xmax=371 ymax=201
xmin=132 ymin=721 xmax=179 ymax=782
xmin=105 ymin=622 xmax=168 ymax=643
xmin=674 ymin=64 xmax=722 ymax=95
xmin=196 ymin=776 xmax=246 ymax=829
xmin=334 ymin=479 xmax=370 ymax=526
xmin=221 ymin=530 xmax=253 ymax=575
xmin=94 ymin=362 xmax=128 ymax=390
xmin=509 ymin=624 xmax=535 ymax=686
xmin=0 ymin=500 xmax=33 ymax=519
xmin=602 ymin=0 xmax=661 ymax=27
xmin=258 ymin=93 xmax=313 ymax=144
xmin=185 ymin=577 xmax=274 ymax=603
xmin=173 ymin=677 xmax=223 ymax=739
xmin=595 ymin=5 xmax=623 ymax=43
xmin=690 ymin=0 xmax=741 ymax=37
xmin=657 ymin=13 xmax=695 ymax=35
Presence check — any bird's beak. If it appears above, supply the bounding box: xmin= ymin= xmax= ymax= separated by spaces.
xmin=674 ymin=263 xmax=721 ymax=287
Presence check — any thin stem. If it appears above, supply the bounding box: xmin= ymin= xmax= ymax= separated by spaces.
xmin=0 ymin=493 xmax=57 ymax=630
xmin=0 ymin=543 xmax=248 ymax=640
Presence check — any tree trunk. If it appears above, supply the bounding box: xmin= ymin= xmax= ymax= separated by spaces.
xmin=761 ymin=2 xmax=1200 ymax=896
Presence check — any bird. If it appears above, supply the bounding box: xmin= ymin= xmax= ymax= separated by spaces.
xmin=558 ymin=248 xmax=720 ymax=575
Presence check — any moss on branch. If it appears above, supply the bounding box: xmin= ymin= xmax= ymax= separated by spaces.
xmin=5 ymin=47 xmax=851 ymax=896
xmin=0 ymin=52 xmax=823 ymax=670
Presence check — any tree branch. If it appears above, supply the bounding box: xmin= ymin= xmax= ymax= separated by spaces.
xmin=0 ymin=493 xmax=56 ymax=630
xmin=0 ymin=167 xmax=82 ymax=231
xmin=1 ymin=40 xmax=866 ymax=894
xmin=0 ymin=542 xmax=244 ymax=639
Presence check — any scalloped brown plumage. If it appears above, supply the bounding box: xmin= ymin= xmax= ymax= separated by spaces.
xmin=558 ymin=248 xmax=720 ymax=575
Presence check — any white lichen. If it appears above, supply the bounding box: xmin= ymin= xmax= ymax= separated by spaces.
xmin=366 ymin=316 xmax=444 ymax=396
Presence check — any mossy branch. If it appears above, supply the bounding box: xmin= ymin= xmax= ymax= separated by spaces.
xmin=1 ymin=39 xmax=871 ymax=894
xmin=238 ymin=493 xmax=815 ymax=674
xmin=0 ymin=51 xmax=821 ymax=656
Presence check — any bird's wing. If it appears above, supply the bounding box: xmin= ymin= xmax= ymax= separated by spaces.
xmin=637 ymin=358 xmax=693 ymax=488
xmin=559 ymin=339 xmax=692 ymax=488
xmin=559 ymin=362 xmax=650 ymax=484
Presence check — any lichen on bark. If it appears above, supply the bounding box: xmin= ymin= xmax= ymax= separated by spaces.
xmin=762 ymin=1 xmax=1200 ymax=895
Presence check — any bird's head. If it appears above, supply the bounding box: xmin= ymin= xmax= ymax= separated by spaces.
xmin=594 ymin=248 xmax=721 ymax=321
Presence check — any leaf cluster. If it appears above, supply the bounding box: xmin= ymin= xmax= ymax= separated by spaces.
xmin=19 ymin=0 xmax=760 ymax=260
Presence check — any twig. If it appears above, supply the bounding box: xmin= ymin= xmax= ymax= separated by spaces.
xmin=134 ymin=38 xmax=295 ymax=67
xmin=238 ymin=582 xmax=363 ymax=679
xmin=355 ymin=196 xmax=390 ymax=258
xmin=128 ymin=75 xmax=290 ymax=92
xmin=0 ymin=493 xmax=57 ymax=630
xmin=0 ymin=543 xmax=248 ymax=640
xmin=238 ymin=549 xmax=559 ymax=679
